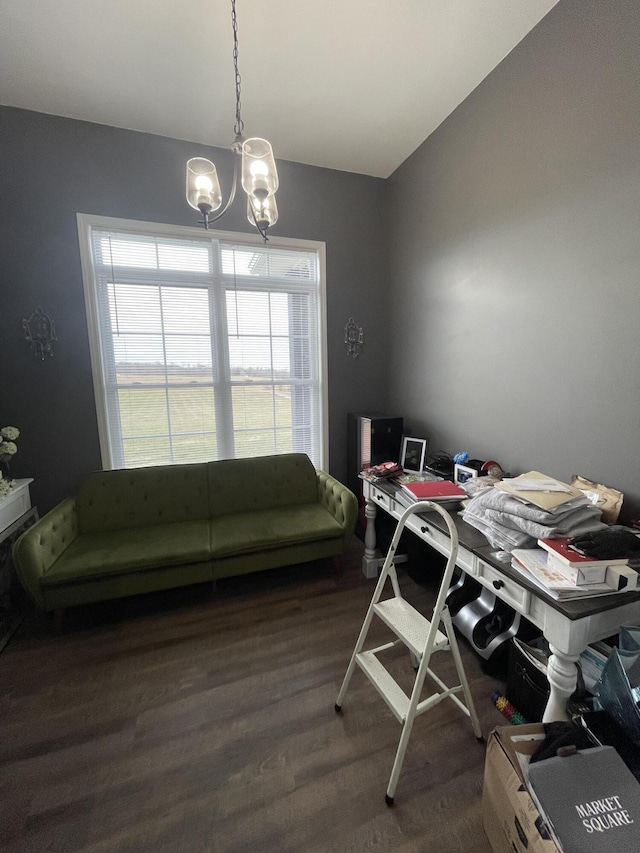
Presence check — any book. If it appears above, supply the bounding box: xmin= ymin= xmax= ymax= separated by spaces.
xmin=545 ymin=554 xmax=608 ymax=586
xmin=495 ymin=471 xmax=584 ymax=512
xmin=538 ymin=537 xmax=629 ymax=568
xmin=527 ymin=745 xmax=640 ymax=853
xmin=399 ymin=479 xmax=465 ymax=501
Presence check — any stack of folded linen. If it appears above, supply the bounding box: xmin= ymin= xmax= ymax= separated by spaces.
xmin=461 ymin=486 xmax=607 ymax=552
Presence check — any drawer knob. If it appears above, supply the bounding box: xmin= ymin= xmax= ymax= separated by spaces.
xmin=492 ymin=579 xmax=505 ymax=590
xmin=420 ymin=525 xmax=430 ymax=534
xmin=376 ymin=494 xmax=384 ymax=501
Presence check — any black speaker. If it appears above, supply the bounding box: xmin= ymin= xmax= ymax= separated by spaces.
xmin=347 ymin=412 xmax=403 ymax=493
xmin=348 ymin=412 xmax=403 ymax=537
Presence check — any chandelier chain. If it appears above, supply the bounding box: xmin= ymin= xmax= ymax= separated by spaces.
xmin=231 ymin=0 xmax=244 ymax=138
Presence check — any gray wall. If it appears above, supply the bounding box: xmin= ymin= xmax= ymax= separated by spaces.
xmin=0 ymin=107 xmax=390 ymax=512
xmin=387 ymin=0 xmax=640 ymax=520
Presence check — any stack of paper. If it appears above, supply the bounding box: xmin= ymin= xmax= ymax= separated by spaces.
xmin=495 ymin=471 xmax=585 ymax=512
xmin=511 ymin=548 xmax=637 ymax=600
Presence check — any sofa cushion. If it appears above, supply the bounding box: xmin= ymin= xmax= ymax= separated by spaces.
xmin=207 ymin=453 xmax=318 ymax=517
xmin=40 ymin=521 xmax=211 ymax=586
xmin=209 ymin=504 xmax=343 ymax=557
xmin=77 ymin=464 xmax=209 ymax=533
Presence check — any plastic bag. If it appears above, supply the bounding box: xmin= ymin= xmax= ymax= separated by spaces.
xmin=595 ymin=643 xmax=640 ymax=746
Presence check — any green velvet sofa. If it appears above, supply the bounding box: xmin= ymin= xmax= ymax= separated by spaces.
xmin=12 ymin=453 xmax=357 ymax=621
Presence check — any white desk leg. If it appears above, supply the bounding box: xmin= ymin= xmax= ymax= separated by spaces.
xmin=362 ymin=497 xmax=380 ymax=579
xmin=544 ymin=645 xmax=580 ymax=722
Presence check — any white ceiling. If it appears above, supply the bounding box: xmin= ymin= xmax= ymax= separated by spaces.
xmin=0 ymin=0 xmax=559 ymax=178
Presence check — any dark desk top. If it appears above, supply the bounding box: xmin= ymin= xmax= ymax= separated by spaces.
xmin=370 ymin=478 xmax=640 ymax=622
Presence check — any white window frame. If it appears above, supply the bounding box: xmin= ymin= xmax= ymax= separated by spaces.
xmin=77 ymin=213 xmax=329 ymax=470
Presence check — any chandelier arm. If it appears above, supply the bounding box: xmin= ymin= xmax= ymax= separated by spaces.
xmin=248 ymin=205 xmax=269 ymax=242
xmin=204 ymin=148 xmax=241 ymax=226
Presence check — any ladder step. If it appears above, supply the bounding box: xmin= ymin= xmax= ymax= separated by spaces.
xmin=356 ymin=650 xmax=410 ymax=722
xmin=373 ymin=598 xmax=448 ymax=658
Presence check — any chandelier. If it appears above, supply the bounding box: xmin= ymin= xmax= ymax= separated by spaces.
xmin=185 ymin=0 xmax=279 ymax=241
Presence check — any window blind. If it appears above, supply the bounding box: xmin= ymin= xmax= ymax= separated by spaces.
xmin=82 ymin=222 xmax=324 ymax=470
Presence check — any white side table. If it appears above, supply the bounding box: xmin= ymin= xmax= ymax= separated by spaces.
xmin=1 ymin=479 xmax=38 ymax=652
xmin=0 ymin=479 xmax=34 ymax=533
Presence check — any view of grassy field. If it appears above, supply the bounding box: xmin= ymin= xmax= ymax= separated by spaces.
xmin=117 ymin=381 xmax=294 ymax=466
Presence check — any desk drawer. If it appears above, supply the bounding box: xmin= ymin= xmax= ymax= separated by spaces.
xmin=405 ymin=517 xmax=477 ymax=574
xmin=477 ymin=560 xmax=531 ymax=615
xmin=371 ymin=487 xmax=393 ymax=511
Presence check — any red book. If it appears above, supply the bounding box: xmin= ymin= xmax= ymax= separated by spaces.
xmin=399 ymin=480 xmax=465 ymax=501
xmin=537 ymin=537 xmax=628 ymax=567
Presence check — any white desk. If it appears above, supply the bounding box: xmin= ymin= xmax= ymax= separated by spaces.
xmin=361 ymin=478 xmax=640 ymax=723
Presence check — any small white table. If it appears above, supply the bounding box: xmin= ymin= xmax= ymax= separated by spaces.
xmin=0 ymin=479 xmax=35 ymax=534
xmin=0 ymin=479 xmax=37 ymax=652
xmin=361 ymin=477 xmax=640 ymax=722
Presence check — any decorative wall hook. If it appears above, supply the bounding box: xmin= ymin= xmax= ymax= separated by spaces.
xmin=23 ymin=307 xmax=57 ymax=360
xmin=344 ymin=317 xmax=364 ymax=358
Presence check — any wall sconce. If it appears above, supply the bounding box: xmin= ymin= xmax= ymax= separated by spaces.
xmin=344 ymin=317 xmax=364 ymax=358
xmin=23 ymin=307 xmax=56 ymax=360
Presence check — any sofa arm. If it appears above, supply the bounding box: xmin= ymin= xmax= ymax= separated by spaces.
xmin=12 ymin=497 xmax=79 ymax=609
xmin=316 ymin=471 xmax=358 ymax=549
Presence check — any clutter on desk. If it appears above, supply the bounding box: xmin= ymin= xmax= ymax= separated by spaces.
xmin=398 ymin=478 xmax=466 ymax=502
xmin=395 ymin=471 xmax=439 ymax=485
xmin=510 ymin=548 xmax=635 ymax=601
xmin=462 ymin=471 xmax=607 ymax=552
xmin=358 ymin=461 xmax=402 ymax=482
xmin=495 ymin=471 xmax=585 ymax=511
xmin=458 ymin=474 xmax=501 ymax=498
xmin=568 ymin=528 xmax=640 ymax=560
xmin=423 ymin=450 xmax=454 ymax=478
xmin=570 ymin=475 xmax=624 ymax=524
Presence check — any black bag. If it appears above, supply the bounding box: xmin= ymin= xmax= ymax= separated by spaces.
xmin=506 ymin=637 xmax=550 ymax=722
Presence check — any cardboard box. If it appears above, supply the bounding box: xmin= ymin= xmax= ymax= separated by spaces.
xmin=483 ymin=725 xmax=560 ymax=853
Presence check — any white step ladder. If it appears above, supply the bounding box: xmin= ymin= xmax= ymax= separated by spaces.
xmin=335 ymin=500 xmax=483 ymax=805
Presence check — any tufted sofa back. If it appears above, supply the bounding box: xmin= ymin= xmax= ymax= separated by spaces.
xmin=77 ymin=463 xmax=210 ymax=533
xmin=207 ymin=453 xmax=318 ymax=517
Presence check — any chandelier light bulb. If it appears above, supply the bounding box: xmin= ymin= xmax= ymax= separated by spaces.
xmin=247 ymin=192 xmax=278 ymax=229
xmin=186 ymin=158 xmax=222 ymax=213
xmin=249 ymin=160 xmax=269 ymax=177
xmin=242 ymin=138 xmax=279 ymax=201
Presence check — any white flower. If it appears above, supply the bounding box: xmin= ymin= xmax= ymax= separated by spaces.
xmin=0 ymin=441 xmax=17 ymax=456
xmin=1 ymin=426 xmax=19 ymax=441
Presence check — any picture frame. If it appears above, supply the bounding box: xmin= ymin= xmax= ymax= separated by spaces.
xmin=454 ymin=463 xmax=479 ymax=485
xmin=400 ymin=436 xmax=428 ymax=473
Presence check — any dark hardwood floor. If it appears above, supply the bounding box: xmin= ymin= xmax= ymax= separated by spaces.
xmin=0 ymin=540 xmax=507 ymax=853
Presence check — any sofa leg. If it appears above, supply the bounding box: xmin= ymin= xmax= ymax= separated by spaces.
xmin=331 ymin=555 xmax=344 ymax=581
xmin=53 ymin=608 xmax=65 ymax=631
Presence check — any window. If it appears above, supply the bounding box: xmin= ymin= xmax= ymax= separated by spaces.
xmin=78 ymin=215 xmax=327 ymax=470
